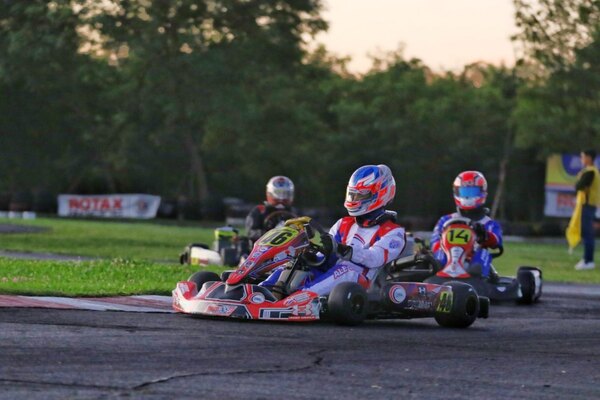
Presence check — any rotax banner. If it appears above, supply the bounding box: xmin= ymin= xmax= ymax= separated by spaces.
xmin=545 ymin=154 xmax=600 ymax=218
xmin=58 ymin=194 xmax=161 ymax=219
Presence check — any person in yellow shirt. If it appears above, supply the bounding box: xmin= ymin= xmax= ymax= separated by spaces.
xmin=574 ymin=150 xmax=600 ymax=270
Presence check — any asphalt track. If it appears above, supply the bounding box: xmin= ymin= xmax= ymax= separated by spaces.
xmin=1 ymin=292 xmax=600 ymax=400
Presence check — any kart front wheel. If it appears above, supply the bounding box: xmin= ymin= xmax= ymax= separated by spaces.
xmin=435 ymin=281 xmax=479 ymax=328
xmin=188 ymin=271 xmax=220 ymax=293
xmin=327 ymin=282 xmax=368 ymax=326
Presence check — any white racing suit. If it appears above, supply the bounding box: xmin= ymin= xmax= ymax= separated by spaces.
xmin=262 ymin=214 xmax=406 ymax=296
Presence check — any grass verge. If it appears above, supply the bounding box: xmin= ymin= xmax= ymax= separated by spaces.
xmin=495 ymin=241 xmax=600 ymax=284
xmin=0 ymin=217 xmax=214 ymax=261
xmin=0 ymin=217 xmax=599 ymax=297
xmin=0 ymin=257 xmax=226 ymax=296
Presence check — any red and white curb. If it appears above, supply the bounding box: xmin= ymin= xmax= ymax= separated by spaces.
xmin=0 ymin=295 xmax=173 ymax=313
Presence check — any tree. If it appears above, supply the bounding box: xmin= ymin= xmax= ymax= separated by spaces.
xmin=514 ymin=0 xmax=600 ymax=72
xmin=513 ymin=0 xmax=600 ymax=153
xmin=0 ymin=1 xmax=116 ymax=199
xmin=89 ymin=0 xmax=327 ymax=204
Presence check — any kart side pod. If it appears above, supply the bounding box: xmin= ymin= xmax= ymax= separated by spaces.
xmin=382 ymin=281 xmax=488 ymax=327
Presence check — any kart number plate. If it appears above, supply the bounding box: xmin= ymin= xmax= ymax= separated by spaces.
xmin=259 ymin=228 xmax=297 ymax=247
xmin=436 ymin=291 xmax=453 ymax=313
xmin=445 ymin=228 xmax=472 ymax=245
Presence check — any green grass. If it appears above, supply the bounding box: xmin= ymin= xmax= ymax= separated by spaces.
xmin=495 ymin=241 xmax=600 ymax=284
xmin=0 ymin=217 xmax=599 ymax=297
xmin=0 ymin=217 xmax=214 ymax=261
xmin=0 ymin=257 xmax=226 ymax=296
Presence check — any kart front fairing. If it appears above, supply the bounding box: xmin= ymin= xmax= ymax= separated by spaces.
xmin=173 ymin=280 xmax=321 ymax=321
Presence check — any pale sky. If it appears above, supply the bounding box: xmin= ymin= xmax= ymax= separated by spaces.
xmin=317 ymin=0 xmax=518 ymax=73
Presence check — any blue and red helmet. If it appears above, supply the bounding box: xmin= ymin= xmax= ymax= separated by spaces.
xmin=344 ymin=165 xmax=396 ymax=216
xmin=453 ymin=171 xmax=487 ymax=210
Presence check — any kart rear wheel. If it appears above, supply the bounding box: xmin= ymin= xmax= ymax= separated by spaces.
xmin=516 ymin=268 xmax=537 ymax=304
xmin=188 ymin=271 xmax=220 ymax=292
xmin=435 ymin=281 xmax=479 ymax=328
xmin=179 ymin=243 xmax=209 ymax=265
xmin=478 ymin=296 xmax=490 ymax=319
xmin=327 ymin=282 xmax=368 ymax=326
xmin=220 ymin=270 xmax=235 ymax=281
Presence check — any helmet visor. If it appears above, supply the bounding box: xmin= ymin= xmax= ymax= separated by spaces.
xmin=457 ymin=186 xmax=483 ymax=198
xmin=346 ymin=188 xmax=372 ymax=202
xmin=270 ymin=187 xmax=293 ymax=200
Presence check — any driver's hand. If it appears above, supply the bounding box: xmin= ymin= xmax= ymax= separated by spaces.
xmin=310 ymin=231 xmax=337 ymax=256
xmin=473 ymin=223 xmax=489 ymax=243
xmin=337 ymin=243 xmax=353 ymax=261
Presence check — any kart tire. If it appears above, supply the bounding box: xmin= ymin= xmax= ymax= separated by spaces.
xmin=220 ymin=270 xmax=234 ymax=281
xmin=435 ymin=281 xmax=479 ymax=328
xmin=180 ymin=243 xmax=209 ymax=265
xmin=327 ymin=282 xmax=368 ymax=326
xmin=516 ymin=269 xmax=536 ymax=305
xmin=188 ymin=271 xmax=221 ymax=292
xmin=478 ymin=296 xmax=490 ymax=319
xmin=179 ymin=251 xmax=188 ymax=265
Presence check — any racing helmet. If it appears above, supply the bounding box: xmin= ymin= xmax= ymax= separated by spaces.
xmin=453 ymin=171 xmax=488 ymax=210
xmin=266 ymin=176 xmax=294 ymax=206
xmin=344 ymin=164 xmax=396 ymax=217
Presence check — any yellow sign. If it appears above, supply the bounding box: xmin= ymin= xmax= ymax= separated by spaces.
xmin=546 ymin=154 xmax=580 ymax=190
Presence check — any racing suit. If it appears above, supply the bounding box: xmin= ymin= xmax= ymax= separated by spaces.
xmin=262 ymin=211 xmax=406 ymax=296
xmin=245 ymin=203 xmax=296 ymax=242
xmin=430 ymin=208 xmax=503 ymax=278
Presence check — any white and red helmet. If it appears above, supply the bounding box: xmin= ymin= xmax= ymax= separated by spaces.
xmin=453 ymin=171 xmax=487 ymax=210
xmin=266 ymin=176 xmax=294 ymax=206
xmin=344 ymin=165 xmax=396 ymax=216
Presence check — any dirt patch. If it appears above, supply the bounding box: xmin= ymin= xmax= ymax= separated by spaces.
xmin=0 ymin=224 xmax=50 ymax=234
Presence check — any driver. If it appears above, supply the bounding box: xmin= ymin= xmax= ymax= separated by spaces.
xmin=245 ymin=176 xmax=297 ymax=242
xmin=262 ymin=164 xmax=406 ymax=297
xmin=430 ymin=171 xmax=503 ymax=281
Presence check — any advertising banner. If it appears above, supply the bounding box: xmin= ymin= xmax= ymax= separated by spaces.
xmin=58 ymin=194 xmax=161 ymax=219
xmin=545 ymin=154 xmax=600 ymax=218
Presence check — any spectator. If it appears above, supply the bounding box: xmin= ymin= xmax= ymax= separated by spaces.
xmin=569 ymin=150 xmax=600 ymax=270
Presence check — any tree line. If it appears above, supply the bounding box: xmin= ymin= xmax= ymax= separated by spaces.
xmin=0 ymin=0 xmax=598 ymax=223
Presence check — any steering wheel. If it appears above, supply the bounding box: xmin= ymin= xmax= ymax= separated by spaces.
xmin=441 ymin=216 xmax=472 ymax=230
xmin=263 ymin=210 xmax=297 ymax=231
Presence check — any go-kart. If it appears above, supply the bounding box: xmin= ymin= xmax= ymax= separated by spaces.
xmin=393 ymin=217 xmax=542 ymax=304
xmin=179 ymin=210 xmax=296 ymax=267
xmin=172 ymin=217 xmax=489 ymax=327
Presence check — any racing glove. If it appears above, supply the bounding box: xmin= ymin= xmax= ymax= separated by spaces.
xmin=307 ymin=229 xmax=337 ymax=257
xmin=337 ymin=243 xmax=353 ymax=261
xmin=473 ymin=223 xmax=489 ymax=244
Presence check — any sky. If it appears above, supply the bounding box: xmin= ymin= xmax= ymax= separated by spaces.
xmin=317 ymin=0 xmax=519 ymax=73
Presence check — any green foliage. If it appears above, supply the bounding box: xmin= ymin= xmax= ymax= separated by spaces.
xmin=514 ymin=0 xmax=600 ymax=71
xmin=2 ymin=1 xmax=597 ymax=222
xmin=514 ymin=11 xmax=600 ymax=153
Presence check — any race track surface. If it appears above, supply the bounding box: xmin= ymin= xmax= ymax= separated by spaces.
xmin=1 ymin=294 xmax=600 ymax=400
